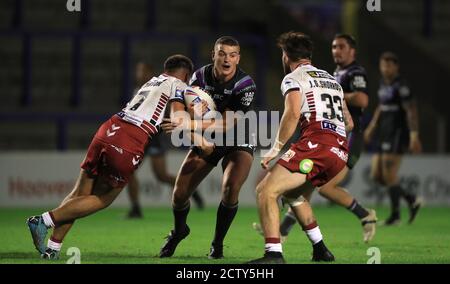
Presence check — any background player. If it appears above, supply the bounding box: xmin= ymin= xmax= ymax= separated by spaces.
xmin=126 ymin=62 xmax=204 ymax=218
xmin=253 ymin=34 xmax=377 ymax=243
xmin=26 ymin=55 xmax=194 ymax=259
xmin=364 ymin=51 xmax=423 ymax=225
xmin=159 ymin=36 xmax=257 ymax=259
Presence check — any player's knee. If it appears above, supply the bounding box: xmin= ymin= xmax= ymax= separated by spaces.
xmin=222 ymin=181 xmax=242 ymax=199
xmin=98 ymin=196 xmax=115 ymax=210
xmin=255 ymin=182 xmax=277 ymax=201
xmin=172 ymin=188 xmax=190 ymax=206
xmin=255 ymin=182 xmax=265 ymax=198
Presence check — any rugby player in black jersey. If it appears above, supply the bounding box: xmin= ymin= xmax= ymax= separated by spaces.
xmin=159 ymin=36 xmax=257 ymax=259
xmin=364 ymin=52 xmax=423 ymax=225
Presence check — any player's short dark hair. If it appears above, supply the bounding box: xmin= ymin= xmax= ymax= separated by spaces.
xmin=214 ymin=36 xmax=240 ymax=48
xmin=334 ymin=33 xmax=357 ymax=49
xmin=277 ymin=31 xmax=313 ymax=61
xmin=380 ymin=51 xmax=399 ymax=65
xmin=163 ymin=54 xmax=194 ymax=74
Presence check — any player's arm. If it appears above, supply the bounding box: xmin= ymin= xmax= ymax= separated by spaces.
xmin=342 ymin=100 xmax=354 ymax=133
xmin=261 ymin=90 xmax=301 ymax=169
xmin=193 ymin=80 xmax=256 ymax=132
xmin=402 ymin=99 xmax=422 ymax=153
xmin=363 ymin=105 xmax=380 ymax=144
xmin=163 ymin=101 xmax=215 ymax=154
xmin=344 ymin=91 xmax=368 ymax=108
xmin=189 ymin=108 xmax=238 ymax=133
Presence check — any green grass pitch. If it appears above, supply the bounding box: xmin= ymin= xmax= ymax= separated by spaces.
xmin=0 ymin=206 xmax=449 ymax=264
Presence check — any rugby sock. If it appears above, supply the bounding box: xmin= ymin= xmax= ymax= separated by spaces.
xmin=173 ymin=203 xmax=190 ymax=234
xmin=131 ymin=202 xmax=141 ymax=210
xmin=302 ymin=221 xmax=323 ymax=245
xmin=42 ymin=211 xmax=56 ymax=228
xmin=279 ymin=210 xmax=297 ymax=237
xmin=265 ymin=238 xmax=283 ymax=253
xmin=212 ymin=201 xmax=238 ymax=246
xmin=47 ymin=236 xmax=62 ymax=251
xmin=388 ymin=186 xmax=401 ymax=217
xmin=347 ymin=199 xmax=369 ymax=219
xmin=396 ymin=185 xmax=417 ymax=205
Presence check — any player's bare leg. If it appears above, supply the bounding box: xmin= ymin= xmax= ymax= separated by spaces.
xmin=288 ymin=190 xmax=335 ymax=262
xmin=159 ymin=150 xmax=214 ymax=258
xmin=151 ymin=154 xmax=205 ymax=210
xmin=267 ymin=164 xmax=376 ymax=243
xmin=370 ymin=154 xmax=384 ymax=185
xmin=126 ymin=173 xmax=143 ymax=218
xmin=27 ymin=170 xmax=124 ymax=259
xmin=381 ymin=154 xmax=422 ymax=225
xmin=49 ymin=170 xmax=95 ymax=244
xmin=208 ymin=150 xmax=253 ymax=259
xmin=26 ymin=170 xmax=92 ymax=256
xmin=249 ymin=164 xmax=309 ymax=264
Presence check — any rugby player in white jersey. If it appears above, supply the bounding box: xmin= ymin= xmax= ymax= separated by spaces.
xmin=248 ymin=32 xmax=354 ymax=264
xmin=26 ymin=55 xmax=194 ymax=259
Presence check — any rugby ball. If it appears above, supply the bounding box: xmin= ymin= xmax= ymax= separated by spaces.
xmin=183 ymin=86 xmax=217 ymax=119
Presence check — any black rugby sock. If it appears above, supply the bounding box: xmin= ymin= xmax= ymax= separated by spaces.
xmin=173 ymin=203 xmax=190 ymax=234
xmin=388 ymin=186 xmax=401 ymax=218
xmin=347 ymin=199 xmax=369 ymax=219
xmin=212 ymin=201 xmax=238 ymax=246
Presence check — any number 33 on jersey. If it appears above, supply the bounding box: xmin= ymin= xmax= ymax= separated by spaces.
xmin=281 ymin=64 xmax=347 ymax=139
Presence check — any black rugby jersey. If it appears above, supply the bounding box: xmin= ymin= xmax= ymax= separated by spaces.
xmin=171 ymin=64 xmax=257 ymax=147
xmin=334 ymin=61 xmax=368 ymax=133
xmin=377 ymin=76 xmax=411 ymax=131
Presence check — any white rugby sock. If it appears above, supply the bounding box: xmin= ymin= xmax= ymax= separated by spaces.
xmin=265 ymin=238 xmax=283 ymax=253
xmin=303 ymin=221 xmax=323 ymax=245
xmin=47 ymin=237 xmax=62 ymax=251
xmin=42 ymin=212 xmax=55 ymax=228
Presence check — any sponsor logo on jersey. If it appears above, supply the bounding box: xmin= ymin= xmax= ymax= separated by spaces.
xmin=352 ymin=75 xmax=367 ymax=89
xmin=306 ymin=71 xmax=335 ymax=80
xmin=322 ymin=120 xmax=338 ymax=132
xmin=110 ymin=145 xmax=123 ymax=154
xmin=308 ymin=141 xmax=318 ymax=149
xmin=321 ymin=120 xmax=346 ymax=137
xmin=330 ymin=147 xmax=348 ymax=162
xmin=132 ymin=155 xmax=141 ymax=166
xmin=281 ymin=149 xmax=296 ymax=162
xmin=283 ymin=79 xmax=299 ymax=92
xmin=213 ymin=94 xmax=224 ymax=101
xmin=174 ymin=89 xmax=184 ymax=100
xmin=241 ymin=92 xmax=254 ymax=106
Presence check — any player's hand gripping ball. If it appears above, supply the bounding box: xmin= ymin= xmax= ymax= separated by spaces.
xmin=183 ymin=86 xmax=217 ymax=119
